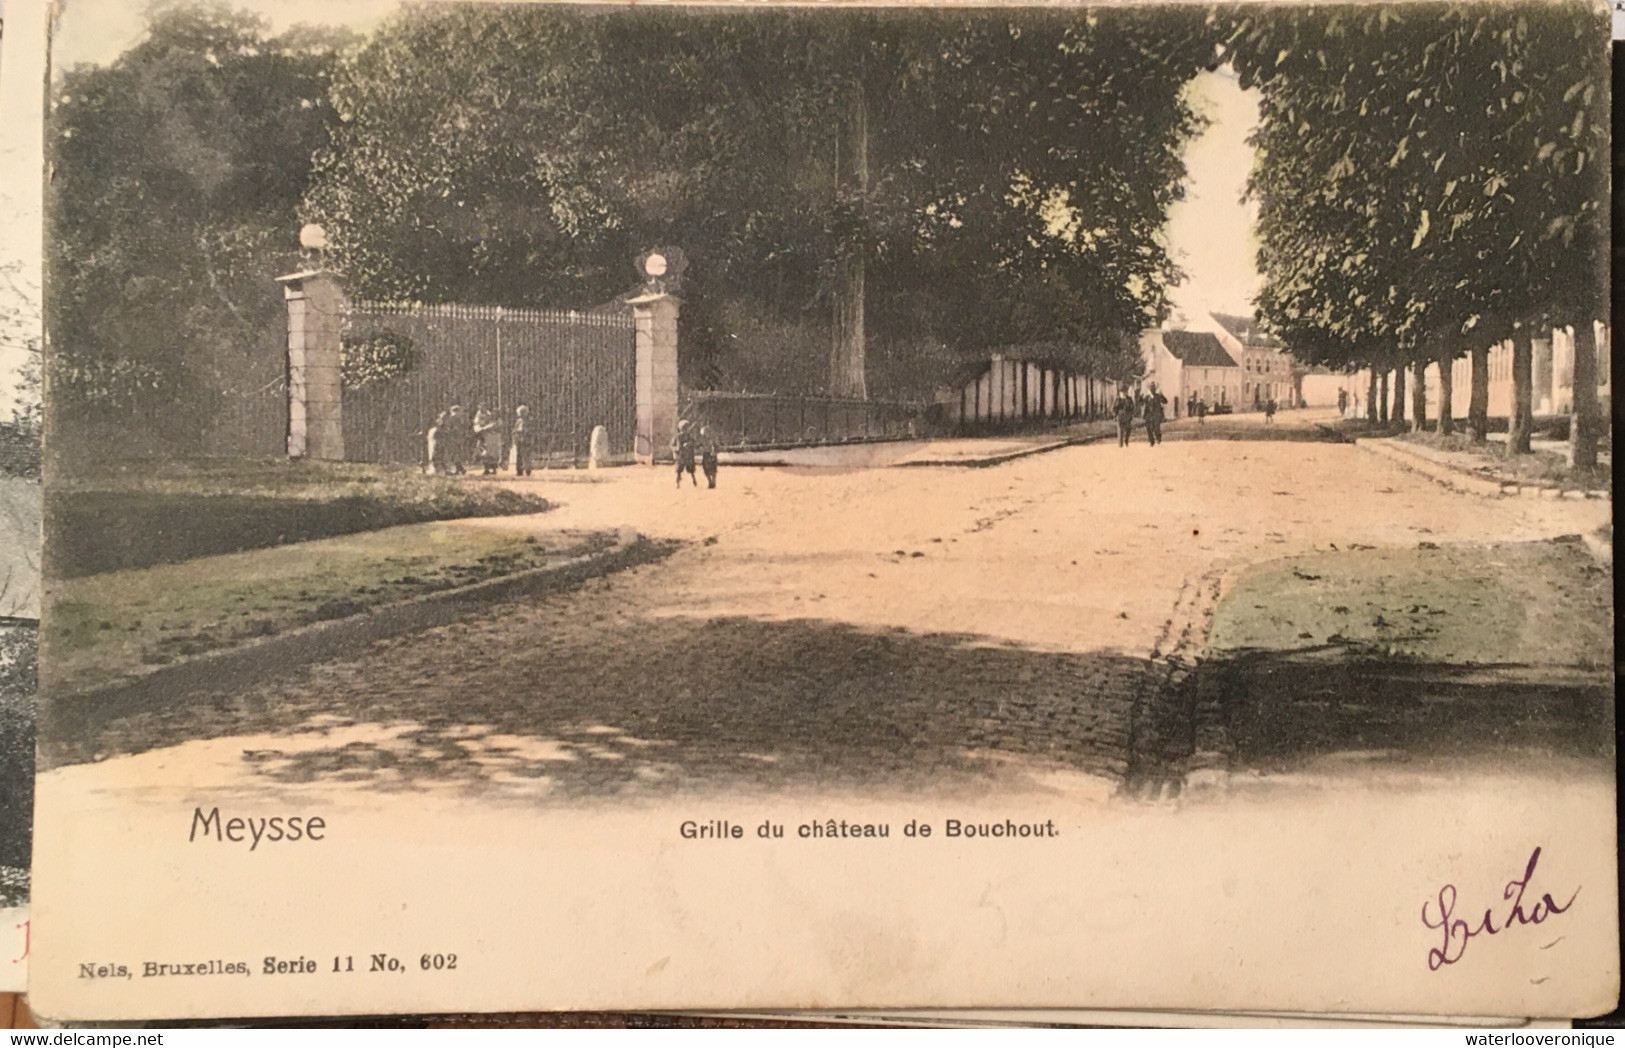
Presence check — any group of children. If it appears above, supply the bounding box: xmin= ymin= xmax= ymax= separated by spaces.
xmin=424 ymin=404 xmax=535 ymax=477
xmin=425 ymin=405 xmax=722 ymax=486
xmin=671 ymin=419 xmax=720 ymax=489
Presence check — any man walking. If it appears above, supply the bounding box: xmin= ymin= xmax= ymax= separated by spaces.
xmin=1142 ymin=382 xmax=1167 ymax=446
xmin=1113 ymin=387 xmax=1136 ymax=447
xmin=698 ymin=423 xmax=720 ymax=489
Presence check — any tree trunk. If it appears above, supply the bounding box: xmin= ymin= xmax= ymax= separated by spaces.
xmin=1410 ymin=358 xmax=1427 ymax=432
xmin=1365 ymin=369 xmax=1378 ymax=425
xmin=1569 ymin=322 xmax=1600 ymax=470
xmin=1508 ymin=330 xmax=1534 ymax=454
xmin=1392 ymin=366 xmax=1407 ymax=425
xmin=1379 ymin=371 xmax=1389 ymax=423
xmin=1437 ymin=345 xmax=1455 ymax=436
xmin=829 ymin=75 xmax=868 ymax=400
xmin=1468 ymin=344 xmax=1489 ymax=442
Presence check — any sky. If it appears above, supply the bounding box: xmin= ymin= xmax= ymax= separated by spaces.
xmin=1164 ymin=67 xmax=1264 ymax=321
xmin=49 ymin=0 xmax=404 ymax=68
xmin=0 ymin=0 xmax=1267 ymax=405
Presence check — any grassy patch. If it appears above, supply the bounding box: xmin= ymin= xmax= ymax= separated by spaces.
xmin=1200 ymin=540 xmax=1614 ymax=775
xmin=47 ymin=458 xmax=552 ymax=577
xmin=45 ymin=522 xmax=615 ymax=696
xmin=1394 ymin=429 xmax=1611 ymax=492
xmin=1209 ymin=539 xmax=1613 ymax=668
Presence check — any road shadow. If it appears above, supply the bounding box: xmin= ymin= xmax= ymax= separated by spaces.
xmin=42 ymin=590 xmax=1613 ymax=801
xmin=1123 ymin=645 xmax=1614 ymax=794
xmin=1155 ymin=420 xmax=1351 ymax=444
xmin=40 ymin=612 xmax=1163 ymax=798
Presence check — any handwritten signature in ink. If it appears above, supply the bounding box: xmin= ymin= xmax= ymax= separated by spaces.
xmin=1422 ymin=846 xmax=1578 ymax=971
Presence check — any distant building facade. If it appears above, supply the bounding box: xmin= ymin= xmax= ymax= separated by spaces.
xmin=1140 ymin=329 xmax=1243 ymax=416
xmin=1210 ymin=312 xmax=1298 ymax=409
xmin=1327 ymin=322 xmax=1612 ymax=422
xmin=939 ymin=352 xmax=1116 ymax=429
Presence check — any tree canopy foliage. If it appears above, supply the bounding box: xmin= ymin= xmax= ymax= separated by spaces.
xmin=49 ymin=1 xmax=351 ymax=452
xmin=305 ymin=5 xmax=1212 ymax=394
xmin=55 ymin=0 xmax=1605 ymax=452
xmin=1233 ymin=2 xmax=1607 ymax=375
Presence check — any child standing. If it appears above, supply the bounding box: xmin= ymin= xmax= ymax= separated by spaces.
xmin=698 ymin=423 xmax=719 ymax=489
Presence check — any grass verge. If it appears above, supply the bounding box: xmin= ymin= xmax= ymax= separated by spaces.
xmin=1393 ymin=430 xmax=1611 ymax=492
xmin=45 ymin=521 xmax=617 ymax=696
xmin=1192 ymin=539 xmax=1614 ymax=777
xmin=47 ymin=458 xmax=553 ymax=577
xmin=1209 ymin=538 xmax=1612 ymax=666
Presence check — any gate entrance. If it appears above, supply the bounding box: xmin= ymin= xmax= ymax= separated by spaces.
xmin=341 ymin=302 xmax=637 ymax=466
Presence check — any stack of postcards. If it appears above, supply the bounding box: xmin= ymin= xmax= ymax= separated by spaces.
xmin=1 ymin=0 xmax=1616 ymax=1029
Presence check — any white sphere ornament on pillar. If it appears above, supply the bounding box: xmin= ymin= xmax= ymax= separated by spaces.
xmin=635 ymin=247 xmax=687 ymax=293
xmin=299 ymin=223 xmax=329 ymax=250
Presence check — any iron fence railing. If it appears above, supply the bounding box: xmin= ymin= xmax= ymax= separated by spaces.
xmin=342 ymin=302 xmax=637 ymax=467
xmin=681 ymin=392 xmax=933 ymax=450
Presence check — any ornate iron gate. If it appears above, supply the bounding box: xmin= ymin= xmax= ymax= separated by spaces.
xmin=340 ymin=302 xmax=637 ymax=466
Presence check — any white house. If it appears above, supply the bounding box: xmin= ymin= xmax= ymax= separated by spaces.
xmin=1140 ymin=328 xmax=1244 ymax=416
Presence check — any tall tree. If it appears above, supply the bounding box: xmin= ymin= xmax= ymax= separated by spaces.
xmin=49 ymin=2 xmax=350 ymax=455
xmin=306 ymin=5 xmax=1208 ymax=397
xmin=1234 ymin=1 xmax=1608 ymax=456
xmin=1468 ymin=344 xmax=1490 ymax=441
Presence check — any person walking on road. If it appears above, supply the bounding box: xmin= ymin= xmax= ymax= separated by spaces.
xmin=672 ymin=419 xmax=699 ymax=487
xmin=1337 ymin=388 xmax=1349 ymax=418
xmin=1265 ymin=396 xmax=1277 ymax=425
xmin=1113 ymin=387 xmax=1137 ymax=447
xmin=1142 ymin=383 xmax=1167 ymax=446
xmin=698 ymin=423 xmax=720 ymax=489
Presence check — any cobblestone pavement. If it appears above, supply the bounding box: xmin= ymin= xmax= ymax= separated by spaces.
xmin=52 ymin=411 xmax=1611 ymax=802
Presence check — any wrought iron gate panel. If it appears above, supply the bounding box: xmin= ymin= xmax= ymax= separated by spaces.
xmin=341 ymin=302 xmax=636 ymax=466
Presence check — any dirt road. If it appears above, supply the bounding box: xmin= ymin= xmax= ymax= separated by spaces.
xmin=55 ymin=411 xmax=1610 ymax=801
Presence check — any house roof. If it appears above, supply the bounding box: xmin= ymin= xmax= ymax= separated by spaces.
xmin=1161 ymin=330 xmax=1239 ymax=369
xmin=1211 ymin=311 xmax=1283 ymax=349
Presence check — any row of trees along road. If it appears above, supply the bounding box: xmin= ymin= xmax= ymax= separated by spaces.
xmin=54 ymin=3 xmax=1605 ymax=457
xmin=1233 ymin=2 xmax=1608 ymax=468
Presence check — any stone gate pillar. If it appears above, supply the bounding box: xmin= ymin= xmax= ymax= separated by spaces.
xmin=629 ymin=292 xmax=680 ymax=464
xmin=276 ymin=269 xmax=346 ymax=460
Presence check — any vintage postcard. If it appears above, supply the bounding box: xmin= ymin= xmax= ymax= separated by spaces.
xmin=0 ymin=0 xmax=45 ymax=995
xmin=28 ymin=0 xmax=1617 ymax=1021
